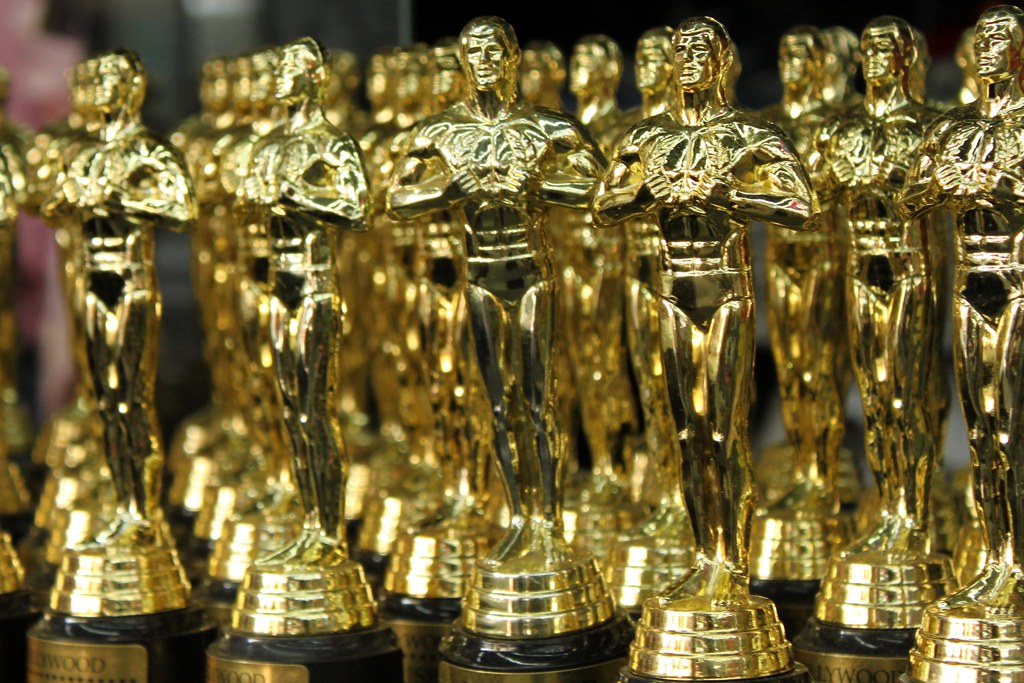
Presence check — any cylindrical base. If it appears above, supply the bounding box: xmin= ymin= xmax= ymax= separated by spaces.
xmin=207 ymin=623 xmax=404 ymax=683
xmin=619 ymin=664 xmax=812 ymax=683
xmin=27 ymin=604 xmax=216 ymax=683
xmin=382 ymin=594 xmax=461 ymax=683
xmin=439 ymin=615 xmax=633 ymax=682
xmin=793 ymin=618 xmax=915 ymax=683
xmin=1 ymin=591 xmax=39 ymax=683
xmin=750 ymin=579 xmax=819 ymax=642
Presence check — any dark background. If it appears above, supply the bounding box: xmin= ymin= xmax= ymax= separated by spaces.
xmin=26 ymin=0 xmax=1009 ymax=469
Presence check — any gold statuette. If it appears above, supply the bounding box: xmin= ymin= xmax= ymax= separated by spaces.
xmin=29 ymin=49 xmax=215 ymax=683
xmin=604 ymin=26 xmax=695 ymax=616
xmin=207 ymin=39 xmax=403 ymax=683
xmin=387 ymin=16 xmax=633 ymax=679
xmin=793 ymin=17 xmax=955 ymax=679
xmin=594 ymin=17 xmax=818 ymax=682
xmin=898 ymin=7 xmax=1024 ymax=682
xmin=561 ymin=33 xmax=642 ymax=563
xmin=749 ymin=25 xmax=849 ymax=636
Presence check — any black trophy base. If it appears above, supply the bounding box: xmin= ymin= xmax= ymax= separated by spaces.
xmin=27 ymin=604 xmax=216 ymax=683
xmin=793 ymin=617 xmax=916 ymax=682
xmin=382 ymin=593 xmax=462 ymax=683
xmin=207 ymin=622 xmax=404 ymax=683
xmin=192 ymin=576 xmax=238 ymax=627
xmin=1 ymin=591 xmax=40 ymax=683
xmin=439 ymin=614 xmax=634 ymax=683
xmin=619 ymin=664 xmax=811 ymax=683
xmin=750 ymin=578 xmax=819 ymax=641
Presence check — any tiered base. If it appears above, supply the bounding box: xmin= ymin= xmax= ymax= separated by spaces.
xmin=50 ymin=526 xmax=190 ymax=617
xmin=628 ymin=595 xmax=796 ymax=680
xmin=905 ymin=568 xmax=1024 ymax=683
xmin=27 ymin=605 xmax=215 ymax=683
xmin=232 ymin=555 xmax=376 ymax=635
xmin=814 ymin=550 xmax=955 ymax=629
xmin=462 ymin=552 xmax=618 ymax=637
xmin=439 ymin=615 xmax=633 ymax=683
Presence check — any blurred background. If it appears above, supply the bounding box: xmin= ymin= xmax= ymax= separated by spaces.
xmin=5 ymin=0 xmax=1005 ymax=473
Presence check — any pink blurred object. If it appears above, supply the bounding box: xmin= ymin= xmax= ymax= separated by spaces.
xmin=1 ymin=0 xmax=83 ymax=415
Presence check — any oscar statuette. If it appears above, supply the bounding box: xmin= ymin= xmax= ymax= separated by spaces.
xmin=380 ymin=37 xmax=501 ymax=683
xmin=387 ymin=17 xmax=633 ymax=683
xmin=792 ymin=17 xmax=954 ymax=681
xmin=897 ymin=7 xmax=1024 ymax=681
xmin=27 ymin=50 xmax=215 ymax=683
xmin=205 ymin=38 xmax=403 ymax=683
xmin=593 ymin=17 xmax=817 ymax=683
xmin=605 ymin=26 xmax=695 ymax=620
xmin=751 ymin=25 xmax=849 ymax=639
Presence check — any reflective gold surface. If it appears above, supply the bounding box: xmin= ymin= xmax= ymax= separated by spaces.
xmin=384 ymin=37 xmax=499 ymax=601
xmin=561 ymin=33 xmax=641 ymax=563
xmin=811 ymin=16 xmax=954 ymax=630
xmin=41 ymin=50 xmax=195 ymax=618
xmin=899 ymin=7 xmax=1024 ymax=681
xmin=605 ymin=26 xmax=694 ymax=614
xmin=593 ymin=17 xmax=816 ymax=679
xmin=229 ymin=38 xmax=375 ymax=637
xmin=205 ymin=48 xmax=302 ymax=580
xmin=387 ymin=16 xmax=617 ymax=638
xmin=752 ymin=25 xmax=849 ymax=584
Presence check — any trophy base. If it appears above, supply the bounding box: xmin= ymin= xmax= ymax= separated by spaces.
xmin=207 ymin=623 xmax=404 ymax=683
xmin=439 ymin=614 xmax=633 ymax=682
xmin=27 ymin=604 xmax=216 ymax=683
xmin=749 ymin=579 xmax=818 ymax=641
xmin=1 ymin=591 xmax=39 ymax=683
xmin=192 ymin=576 xmax=238 ymax=626
xmin=381 ymin=594 xmax=462 ymax=683
xmin=618 ymin=664 xmax=812 ymax=683
xmin=792 ymin=617 xmax=915 ymax=682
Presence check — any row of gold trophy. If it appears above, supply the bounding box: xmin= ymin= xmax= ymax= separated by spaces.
xmin=0 ymin=5 xmax=1018 ymax=683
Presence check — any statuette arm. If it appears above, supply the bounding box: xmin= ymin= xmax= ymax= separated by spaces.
xmin=385 ymin=129 xmax=462 ymax=221
xmin=898 ymin=116 xmax=956 ymax=220
xmin=112 ymin=141 xmax=197 ymax=232
xmin=715 ymin=132 xmax=819 ymax=230
xmin=537 ymin=123 xmax=605 ymax=208
xmin=278 ymin=137 xmax=369 ymax=229
xmin=592 ymin=132 xmax=653 ymax=224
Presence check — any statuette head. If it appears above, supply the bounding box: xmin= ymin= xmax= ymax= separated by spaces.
xmin=570 ymin=34 xmax=622 ymax=96
xmin=672 ymin=17 xmax=732 ymax=95
xmin=975 ymin=5 xmax=1024 ymax=84
xmin=460 ymin=16 xmax=520 ymax=93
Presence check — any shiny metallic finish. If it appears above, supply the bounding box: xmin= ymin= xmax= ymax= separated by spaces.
xmin=387 ymin=16 xmax=617 ymax=638
xmin=227 ymin=38 xmax=376 ymax=638
xmin=812 ymin=16 xmax=955 ymax=631
xmin=593 ymin=16 xmax=816 ymax=679
xmin=41 ymin=50 xmax=196 ymax=618
xmin=752 ymin=24 xmax=849 ymax=584
xmin=899 ymin=6 xmax=1024 ymax=681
